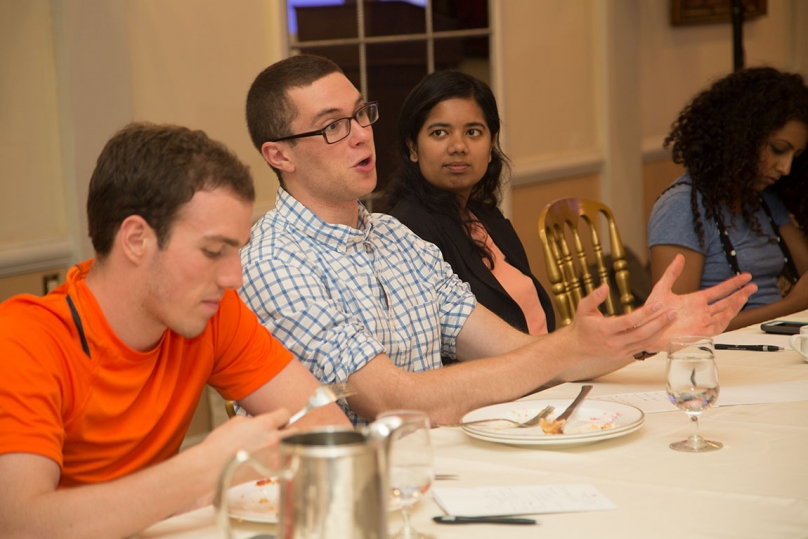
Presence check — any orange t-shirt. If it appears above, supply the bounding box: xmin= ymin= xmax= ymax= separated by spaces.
xmin=0 ymin=260 xmax=292 ymax=487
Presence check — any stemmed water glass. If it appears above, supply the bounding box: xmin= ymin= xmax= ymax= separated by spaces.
xmin=666 ymin=336 xmax=722 ymax=452
xmin=378 ymin=410 xmax=435 ymax=539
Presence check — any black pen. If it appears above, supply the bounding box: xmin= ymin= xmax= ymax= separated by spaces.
xmin=433 ymin=515 xmax=538 ymax=525
xmin=715 ymin=344 xmax=783 ymax=352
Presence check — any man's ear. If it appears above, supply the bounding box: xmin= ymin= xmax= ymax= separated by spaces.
xmin=261 ymin=142 xmax=295 ymax=173
xmin=407 ymin=139 xmax=418 ymax=163
xmin=118 ymin=215 xmax=155 ymax=264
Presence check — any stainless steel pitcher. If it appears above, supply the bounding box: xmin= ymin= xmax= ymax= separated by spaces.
xmin=215 ymin=416 xmax=404 ymax=539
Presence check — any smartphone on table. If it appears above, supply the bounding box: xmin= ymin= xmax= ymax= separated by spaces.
xmin=760 ymin=320 xmax=808 ymax=335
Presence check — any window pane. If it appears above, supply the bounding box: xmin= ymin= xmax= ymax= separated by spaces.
xmin=293 ymin=1 xmax=438 ymax=42
xmin=432 ymin=0 xmax=488 ymax=31
xmin=363 ymin=0 xmax=425 ymax=37
xmin=434 ymin=36 xmax=490 ymax=79
xmin=294 ymin=1 xmax=358 ymax=41
xmin=297 ymin=45 xmax=362 ymax=90
xmin=366 ymin=41 xmax=428 ymax=194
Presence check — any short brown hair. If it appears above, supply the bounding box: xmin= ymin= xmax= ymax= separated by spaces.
xmin=245 ymin=54 xmax=343 ymax=182
xmin=87 ymin=122 xmax=254 ymax=259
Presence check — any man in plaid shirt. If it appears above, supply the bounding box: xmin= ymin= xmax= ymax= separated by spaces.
xmin=240 ymin=55 xmax=755 ymax=426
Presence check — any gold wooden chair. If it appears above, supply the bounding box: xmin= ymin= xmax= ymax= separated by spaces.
xmin=538 ymin=198 xmax=635 ymax=327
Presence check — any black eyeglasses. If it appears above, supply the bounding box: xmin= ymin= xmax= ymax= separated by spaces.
xmin=271 ymin=102 xmax=380 ymax=145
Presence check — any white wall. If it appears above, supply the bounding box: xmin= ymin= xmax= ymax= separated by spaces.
xmin=0 ymin=0 xmax=71 ymax=276
xmin=639 ymin=0 xmax=807 ymax=151
xmin=0 ymin=0 xmax=284 ymax=275
xmin=126 ymin=0 xmax=284 ymax=212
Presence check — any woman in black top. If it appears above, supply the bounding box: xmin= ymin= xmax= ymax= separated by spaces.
xmin=386 ymin=71 xmax=555 ymax=337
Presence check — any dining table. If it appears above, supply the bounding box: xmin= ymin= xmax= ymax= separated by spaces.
xmin=136 ymin=312 xmax=808 ymax=539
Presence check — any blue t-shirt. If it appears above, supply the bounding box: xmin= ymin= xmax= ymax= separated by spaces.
xmin=647 ymin=174 xmax=791 ymax=309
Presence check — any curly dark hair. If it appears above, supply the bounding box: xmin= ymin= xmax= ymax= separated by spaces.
xmin=386 ymin=70 xmax=509 ymax=267
xmin=664 ymin=67 xmax=808 ymax=248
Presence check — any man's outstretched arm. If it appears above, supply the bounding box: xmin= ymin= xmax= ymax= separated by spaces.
xmin=346 ymin=287 xmax=676 ymax=426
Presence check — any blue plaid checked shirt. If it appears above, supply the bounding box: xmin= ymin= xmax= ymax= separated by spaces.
xmin=240 ymin=188 xmax=476 ymax=424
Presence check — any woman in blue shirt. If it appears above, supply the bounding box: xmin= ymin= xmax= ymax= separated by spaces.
xmin=648 ymin=67 xmax=808 ymax=330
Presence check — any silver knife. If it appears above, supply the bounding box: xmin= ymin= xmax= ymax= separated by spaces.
xmin=556 ymin=384 xmax=593 ymax=422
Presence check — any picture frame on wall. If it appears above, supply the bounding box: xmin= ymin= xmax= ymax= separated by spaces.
xmin=671 ymin=0 xmax=767 ymax=26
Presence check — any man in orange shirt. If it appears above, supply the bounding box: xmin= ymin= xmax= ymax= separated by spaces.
xmin=0 ymin=123 xmax=349 ymax=539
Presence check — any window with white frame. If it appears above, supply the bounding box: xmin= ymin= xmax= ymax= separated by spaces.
xmin=284 ymin=0 xmax=492 ymax=206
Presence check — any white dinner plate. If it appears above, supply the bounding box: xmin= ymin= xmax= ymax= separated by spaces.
xmin=227 ymin=478 xmax=280 ymax=523
xmin=460 ymin=399 xmax=644 ymax=447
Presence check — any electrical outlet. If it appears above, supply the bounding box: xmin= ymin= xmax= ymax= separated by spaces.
xmin=42 ymin=274 xmax=60 ymax=295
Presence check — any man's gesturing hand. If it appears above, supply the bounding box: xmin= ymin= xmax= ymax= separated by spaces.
xmin=644 ymin=254 xmax=756 ymax=351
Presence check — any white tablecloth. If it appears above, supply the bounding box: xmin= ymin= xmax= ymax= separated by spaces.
xmin=138 ymin=314 xmax=808 ymax=539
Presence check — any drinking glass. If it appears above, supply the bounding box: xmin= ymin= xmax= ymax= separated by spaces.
xmin=666 ymin=336 xmax=722 ymax=452
xmin=378 ymin=410 xmax=435 ymax=539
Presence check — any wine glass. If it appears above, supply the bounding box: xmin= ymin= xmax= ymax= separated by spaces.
xmin=378 ymin=410 xmax=435 ymax=539
xmin=666 ymin=336 xmax=722 ymax=452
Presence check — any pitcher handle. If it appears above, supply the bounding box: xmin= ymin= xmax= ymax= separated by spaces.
xmin=214 ymin=450 xmax=281 ymax=539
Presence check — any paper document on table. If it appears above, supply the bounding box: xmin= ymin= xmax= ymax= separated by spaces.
xmin=432 ymin=484 xmax=616 ymax=517
xmin=592 ymin=392 xmax=678 ymax=413
xmin=593 ymin=379 xmax=808 ymax=413
xmin=720 ymin=379 xmax=808 ymax=406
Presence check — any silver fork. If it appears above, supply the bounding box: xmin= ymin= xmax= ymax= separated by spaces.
xmin=286 ymin=382 xmax=357 ymax=426
xmin=446 ymin=405 xmax=555 ymax=428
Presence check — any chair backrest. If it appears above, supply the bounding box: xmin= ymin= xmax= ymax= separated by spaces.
xmin=538 ymin=198 xmax=635 ymax=327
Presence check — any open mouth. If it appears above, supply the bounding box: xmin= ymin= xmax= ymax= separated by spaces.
xmin=353 ymin=156 xmax=375 ymax=172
